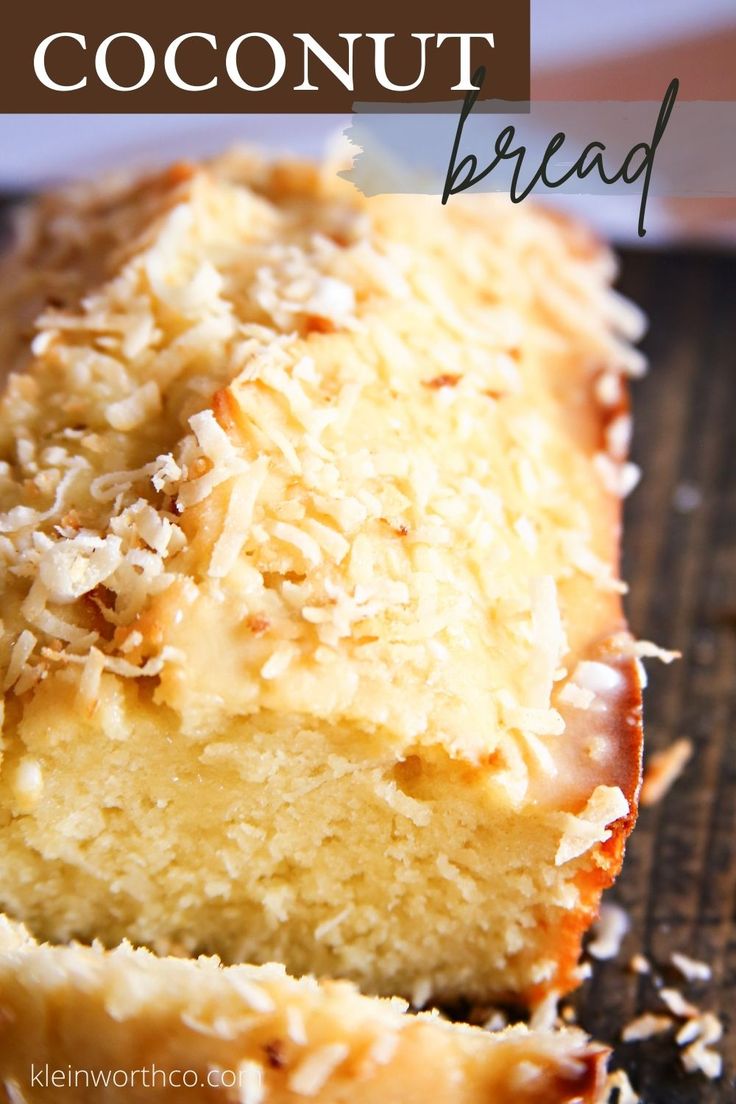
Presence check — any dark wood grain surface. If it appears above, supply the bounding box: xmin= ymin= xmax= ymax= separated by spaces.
xmin=0 ymin=193 xmax=733 ymax=1099
xmin=573 ymin=248 xmax=736 ymax=1103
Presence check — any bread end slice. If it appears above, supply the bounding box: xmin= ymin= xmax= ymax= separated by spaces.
xmin=0 ymin=917 xmax=608 ymax=1104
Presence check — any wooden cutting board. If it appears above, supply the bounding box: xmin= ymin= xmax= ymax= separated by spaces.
xmin=572 ymin=248 xmax=736 ymax=1103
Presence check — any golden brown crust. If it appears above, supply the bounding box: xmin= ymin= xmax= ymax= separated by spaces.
xmin=537 ymin=655 xmax=643 ymax=1004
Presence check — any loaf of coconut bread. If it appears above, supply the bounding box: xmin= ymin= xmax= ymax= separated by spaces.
xmin=0 ymin=153 xmax=644 ymax=1019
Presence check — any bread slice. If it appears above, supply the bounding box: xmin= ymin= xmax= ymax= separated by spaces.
xmin=0 ymin=153 xmax=644 ymax=1004
xmin=0 ymin=918 xmax=607 ymax=1104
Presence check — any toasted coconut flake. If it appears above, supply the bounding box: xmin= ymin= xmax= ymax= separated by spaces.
xmin=2 ymin=1079 xmax=27 ymax=1104
xmin=3 ymin=629 xmax=37 ymax=692
xmin=77 ymin=646 xmax=107 ymax=711
xmin=609 ymin=635 xmax=680 ymax=665
xmin=596 ymin=371 xmax=624 ymax=408
xmin=410 ymin=976 xmax=432 ymax=1010
xmin=260 ymin=643 xmax=297 ymax=681
xmin=0 ymin=459 xmax=88 ymax=535
xmin=286 ymin=1005 xmax=308 ymax=1046
xmin=271 ymin=522 xmax=322 ymax=567
xmin=605 ymin=414 xmax=632 ymax=461
xmin=527 ymin=575 xmax=566 ymax=712
xmin=640 ymin=739 xmax=693 ymax=806
xmin=366 ymin=1030 xmax=400 ymax=1066
xmin=621 ymin=1013 xmax=673 ymax=1042
xmin=671 ymin=952 xmax=712 ymax=984
xmin=106 ymin=381 xmax=162 ymax=432
xmin=659 ymin=988 xmax=700 ymax=1019
xmin=374 ymin=779 xmax=431 ymax=828
xmin=176 ymin=410 xmax=248 ymax=510
xmin=209 ymin=459 xmax=268 ymax=578
xmin=307 ymin=276 xmax=356 ymax=326
xmin=559 ymin=681 xmax=596 ymax=710
xmin=150 ymin=453 xmax=183 ymax=494
xmin=556 ymin=786 xmax=629 ymax=866
xmin=628 ymin=954 xmax=651 ymax=976
xmin=314 ymin=906 xmax=351 ymax=942
xmin=41 ymin=645 xmax=179 ymax=680
xmin=37 ymin=532 xmax=123 ymax=604
xmin=594 ymin=453 xmax=641 ymax=498
xmin=509 ymin=1060 xmax=545 ymax=1089
xmin=529 ymin=989 xmax=559 ymax=1030
xmin=482 ymin=1009 xmax=509 ymax=1032
xmin=287 ymin=1042 xmax=349 ymax=1096
xmin=681 ymin=1042 xmax=723 ymax=1080
xmin=227 ymin=973 xmax=276 ymax=1014
xmin=676 ymin=1011 xmax=722 ymax=1047
xmin=604 ymin=1068 xmax=640 ymax=1103
xmin=22 ymin=578 xmax=98 ymax=646
xmin=588 ymin=902 xmax=630 ymax=961
xmin=237 ymin=1060 xmax=265 ymax=1104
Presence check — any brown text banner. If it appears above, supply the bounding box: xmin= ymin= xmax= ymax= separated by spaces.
xmin=0 ymin=1 xmax=529 ymax=113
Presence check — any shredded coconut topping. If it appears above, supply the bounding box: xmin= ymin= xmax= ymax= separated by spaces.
xmin=0 ymin=152 xmax=644 ymax=773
